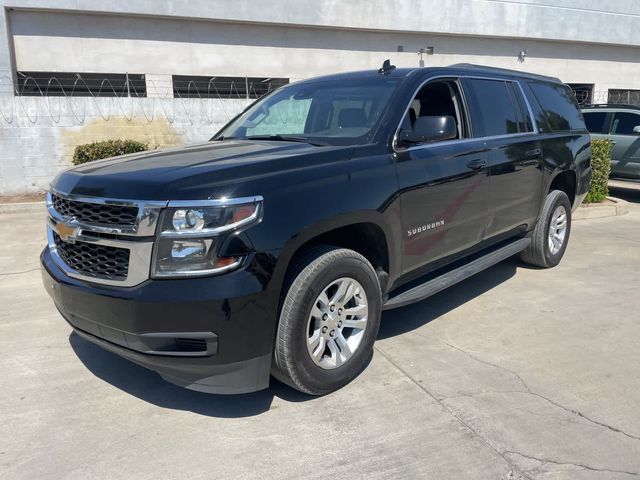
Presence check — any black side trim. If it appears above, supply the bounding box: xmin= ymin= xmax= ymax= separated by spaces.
xmin=383 ymin=238 xmax=530 ymax=310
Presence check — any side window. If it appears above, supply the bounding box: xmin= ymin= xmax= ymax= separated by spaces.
xmin=464 ymin=79 xmax=524 ymax=137
xmin=399 ymin=79 xmax=467 ymax=141
xmin=583 ymin=111 xmax=608 ymax=134
xmin=529 ymin=82 xmax=585 ymax=132
xmin=508 ymin=83 xmax=534 ymax=133
xmin=611 ymin=112 xmax=640 ymax=135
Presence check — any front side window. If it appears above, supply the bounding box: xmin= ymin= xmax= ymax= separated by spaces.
xmin=464 ymin=79 xmax=527 ymax=137
xmin=215 ymin=79 xmax=399 ymax=146
xmin=611 ymin=112 xmax=640 ymax=135
xmin=397 ymin=79 xmax=467 ymax=143
xmin=582 ymin=111 xmax=608 ymax=134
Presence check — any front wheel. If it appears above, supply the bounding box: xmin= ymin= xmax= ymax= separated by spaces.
xmin=273 ymin=247 xmax=382 ymax=395
xmin=520 ymin=190 xmax=572 ymax=268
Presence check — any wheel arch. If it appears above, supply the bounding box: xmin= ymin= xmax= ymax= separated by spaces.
xmin=272 ymin=212 xmax=398 ymax=300
xmin=548 ymin=169 xmax=577 ymax=207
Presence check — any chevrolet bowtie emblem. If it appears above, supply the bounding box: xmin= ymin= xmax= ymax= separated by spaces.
xmin=54 ymin=221 xmax=79 ymax=243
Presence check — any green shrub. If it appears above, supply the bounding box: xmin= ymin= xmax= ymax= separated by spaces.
xmin=72 ymin=139 xmax=149 ymax=165
xmin=583 ymin=139 xmax=612 ymax=203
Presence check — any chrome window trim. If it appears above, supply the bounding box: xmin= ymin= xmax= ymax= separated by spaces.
xmin=515 ymin=80 xmax=540 ymax=134
xmin=392 ymin=74 xmax=540 ymax=154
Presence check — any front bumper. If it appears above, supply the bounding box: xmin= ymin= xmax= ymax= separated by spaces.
xmin=41 ymin=247 xmax=275 ymax=394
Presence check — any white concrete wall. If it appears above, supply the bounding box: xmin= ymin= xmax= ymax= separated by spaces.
xmin=4 ymin=0 xmax=640 ymax=47
xmin=9 ymin=10 xmax=640 ymax=89
xmin=1 ymin=0 xmax=640 ymax=82
xmin=1 ymin=0 xmax=640 ymax=194
xmin=0 ymin=97 xmax=250 ymax=195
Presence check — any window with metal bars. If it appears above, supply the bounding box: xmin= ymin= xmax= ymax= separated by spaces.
xmin=15 ymin=72 xmax=147 ymax=97
xmin=172 ymin=75 xmax=289 ymax=99
xmin=607 ymin=89 xmax=640 ymax=106
xmin=567 ymin=84 xmax=594 ymax=106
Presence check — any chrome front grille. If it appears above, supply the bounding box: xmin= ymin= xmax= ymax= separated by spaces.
xmin=46 ymin=191 xmax=165 ymax=287
xmin=51 ymin=193 xmax=139 ymax=226
xmin=53 ymin=232 xmax=130 ymax=280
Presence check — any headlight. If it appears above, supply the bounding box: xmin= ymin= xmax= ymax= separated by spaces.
xmin=151 ymin=197 xmax=262 ymax=278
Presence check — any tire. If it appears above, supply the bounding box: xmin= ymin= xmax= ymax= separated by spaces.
xmin=273 ymin=246 xmax=382 ymax=395
xmin=520 ymin=190 xmax=572 ymax=268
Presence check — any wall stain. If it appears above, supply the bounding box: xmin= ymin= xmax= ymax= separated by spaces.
xmin=62 ymin=117 xmax=182 ymax=164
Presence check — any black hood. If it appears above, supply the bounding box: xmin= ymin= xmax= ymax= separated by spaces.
xmin=52 ymin=140 xmax=354 ymax=200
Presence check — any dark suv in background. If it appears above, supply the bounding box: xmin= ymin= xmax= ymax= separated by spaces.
xmin=582 ymin=104 xmax=640 ymax=180
xmin=42 ymin=63 xmax=591 ymax=395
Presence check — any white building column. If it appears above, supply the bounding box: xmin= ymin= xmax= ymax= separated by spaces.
xmin=145 ymin=74 xmax=173 ymax=98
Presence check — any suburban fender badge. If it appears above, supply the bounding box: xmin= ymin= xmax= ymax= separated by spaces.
xmin=406 ymin=219 xmax=445 ymax=237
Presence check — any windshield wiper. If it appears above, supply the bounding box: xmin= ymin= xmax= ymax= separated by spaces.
xmin=212 ymin=135 xmax=239 ymax=141
xmin=244 ymin=135 xmax=329 ymax=147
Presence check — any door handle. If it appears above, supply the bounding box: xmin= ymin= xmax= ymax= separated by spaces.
xmin=525 ymin=148 xmax=542 ymax=159
xmin=467 ymin=158 xmax=487 ymax=170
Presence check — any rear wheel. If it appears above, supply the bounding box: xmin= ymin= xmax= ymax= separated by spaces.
xmin=273 ymin=247 xmax=381 ymax=395
xmin=520 ymin=190 xmax=572 ymax=268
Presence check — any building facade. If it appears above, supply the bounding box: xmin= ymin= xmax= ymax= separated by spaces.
xmin=1 ymin=0 xmax=640 ymax=194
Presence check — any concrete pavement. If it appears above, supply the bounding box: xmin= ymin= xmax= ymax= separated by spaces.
xmin=1 ymin=200 xmax=640 ymax=480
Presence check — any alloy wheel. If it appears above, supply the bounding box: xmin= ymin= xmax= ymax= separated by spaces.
xmin=305 ymin=277 xmax=369 ymax=369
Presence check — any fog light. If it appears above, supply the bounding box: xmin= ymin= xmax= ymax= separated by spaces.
xmin=170 ymin=240 xmax=207 ymax=260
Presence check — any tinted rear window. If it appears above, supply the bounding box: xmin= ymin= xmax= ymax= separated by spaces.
xmin=464 ymin=79 xmax=528 ymax=137
xmin=582 ymin=111 xmax=608 ymax=134
xmin=529 ymin=82 xmax=585 ymax=132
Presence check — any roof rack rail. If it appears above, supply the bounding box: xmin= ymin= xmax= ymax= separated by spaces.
xmin=448 ymin=63 xmax=561 ymax=83
xmin=582 ymin=103 xmax=640 ymax=110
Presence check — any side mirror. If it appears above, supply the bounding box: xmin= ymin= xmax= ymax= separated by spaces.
xmin=399 ymin=116 xmax=457 ymax=145
xmin=633 ymin=126 xmax=640 ymax=134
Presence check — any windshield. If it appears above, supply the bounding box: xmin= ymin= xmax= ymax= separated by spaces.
xmin=214 ymin=78 xmax=399 ymax=146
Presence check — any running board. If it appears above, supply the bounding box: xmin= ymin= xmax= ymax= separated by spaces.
xmin=383 ymin=238 xmax=530 ymax=310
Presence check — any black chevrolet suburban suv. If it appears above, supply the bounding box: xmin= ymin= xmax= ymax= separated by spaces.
xmin=42 ymin=63 xmax=591 ymax=395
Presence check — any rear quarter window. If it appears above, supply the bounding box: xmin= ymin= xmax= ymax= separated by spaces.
xmin=529 ymin=82 xmax=586 ymax=132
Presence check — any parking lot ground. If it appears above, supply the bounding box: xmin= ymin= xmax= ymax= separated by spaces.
xmin=1 ymin=200 xmax=640 ymax=480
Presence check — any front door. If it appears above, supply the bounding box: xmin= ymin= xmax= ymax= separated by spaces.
xmin=394 ymin=79 xmax=490 ymax=276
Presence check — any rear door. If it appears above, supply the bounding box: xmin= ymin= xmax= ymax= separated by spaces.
xmin=462 ymin=78 xmax=543 ymax=239
xmin=608 ymin=111 xmax=640 ymax=179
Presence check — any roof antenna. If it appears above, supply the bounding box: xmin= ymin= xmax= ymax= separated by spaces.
xmin=378 ymin=59 xmax=396 ymax=75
